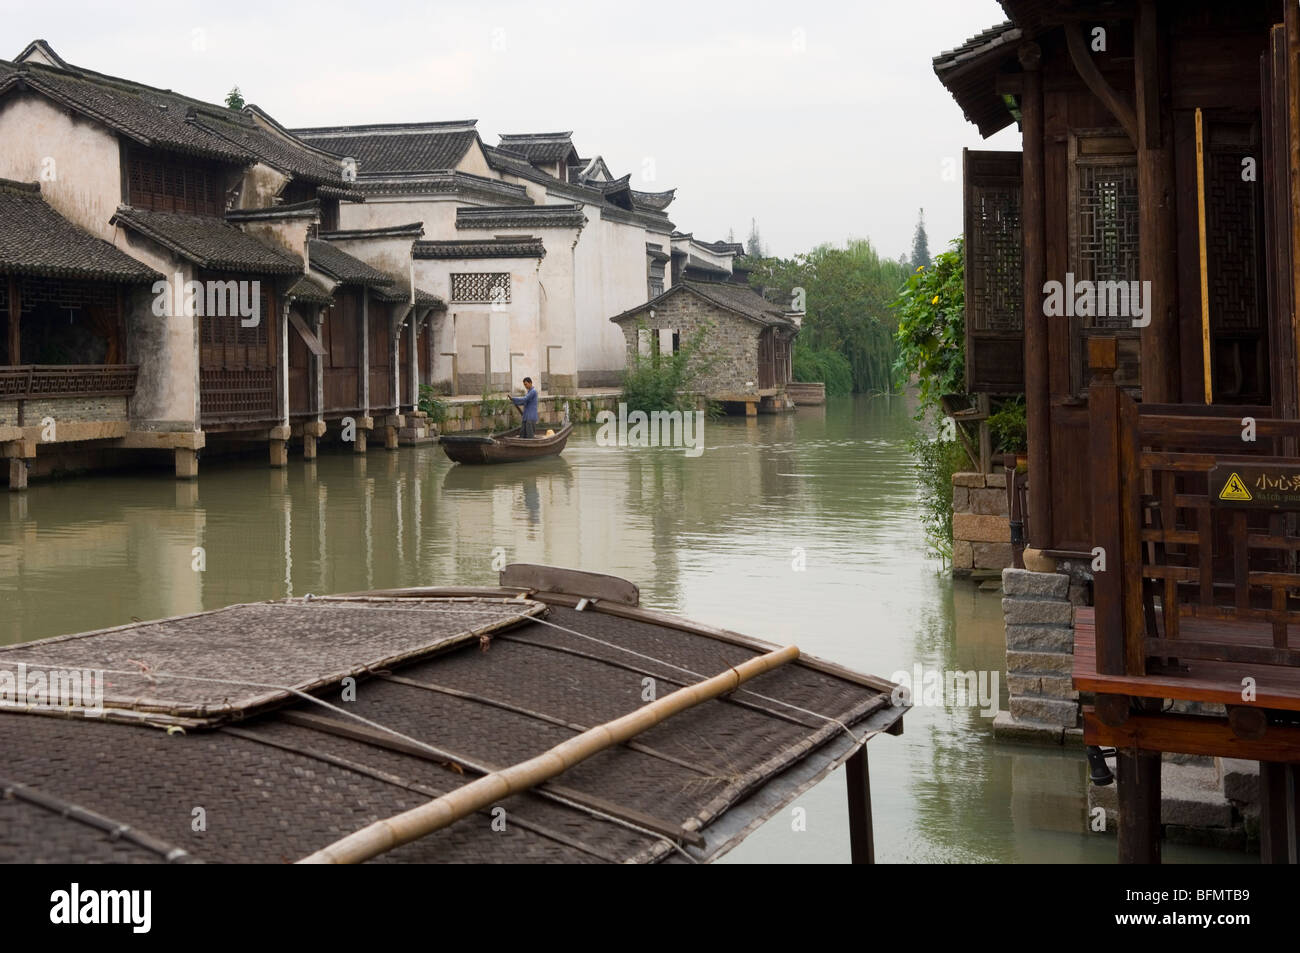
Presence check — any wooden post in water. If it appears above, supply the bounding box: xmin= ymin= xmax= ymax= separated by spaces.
xmin=1019 ymin=42 xmax=1050 ymax=549
xmin=1117 ymin=744 xmax=1162 ymax=864
xmin=845 ymin=747 xmax=874 ymax=864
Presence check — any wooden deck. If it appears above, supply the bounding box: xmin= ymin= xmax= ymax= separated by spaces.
xmin=1074 ymin=606 xmax=1300 ymax=711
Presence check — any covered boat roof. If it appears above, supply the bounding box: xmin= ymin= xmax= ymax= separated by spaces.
xmin=0 ymin=567 xmax=904 ymax=864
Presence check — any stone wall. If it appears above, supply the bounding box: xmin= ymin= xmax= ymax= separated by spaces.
xmin=992 ymin=568 xmax=1081 ymax=745
xmin=614 ymin=294 xmax=762 ymax=395
xmin=0 ymin=395 xmax=129 ymax=427
xmin=952 ymin=471 xmax=1012 ymax=574
xmin=434 ymin=393 xmax=621 ymax=435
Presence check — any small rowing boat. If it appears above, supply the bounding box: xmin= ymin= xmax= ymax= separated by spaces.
xmin=439 ymin=422 xmax=573 ymax=465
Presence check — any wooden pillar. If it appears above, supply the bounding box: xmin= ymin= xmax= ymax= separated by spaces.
xmin=359 ymin=291 xmax=370 ymax=414
xmin=7 ymin=275 xmax=20 ymax=365
xmin=1116 ymin=747 xmax=1161 ymax=864
xmin=1259 ymin=761 xmax=1299 ymax=863
xmin=1019 ymin=43 xmax=1050 ymax=549
xmin=1135 ymin=0 xmax=1180 ymax=403
xmin=1088 ymin=338 xmax=1127 ymax=676
xmin=845 ymin=747 xmax=875 ymax=864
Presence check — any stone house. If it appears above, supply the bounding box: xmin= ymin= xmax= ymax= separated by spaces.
xmin=608 ymin=280 xmax=799 ymax=414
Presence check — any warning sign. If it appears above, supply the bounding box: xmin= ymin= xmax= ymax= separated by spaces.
xmin=1209 ymin=464 xmax=1300 ymax=508
xmin=1218 ymin=472 xmax=1252 ymax=502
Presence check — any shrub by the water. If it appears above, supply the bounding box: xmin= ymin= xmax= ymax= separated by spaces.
xmin=619 ymin=322 xmax=715 ymax=414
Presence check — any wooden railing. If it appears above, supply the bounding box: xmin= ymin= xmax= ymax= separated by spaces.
xmin=200 ymin=368 xmax=276 ymax=423
xmin=0 ymin=364 xmax=139 ymax=400
xmin=1089 ymin=336 xmax=1300 ymax=677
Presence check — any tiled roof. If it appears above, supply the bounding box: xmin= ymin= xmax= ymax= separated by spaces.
xmin=455 ymin=204 xmax=585 ymax=230
xmin=371 ymin=274 xmax=445 ymax=309
xmin=318 ymin=223 xmax=424 ymax=240
xmin=0 ymin=61 xmax=251 ymax=164
xmin=698 ymin=239 xmax=744 ymax=256
xmin=307 ymin=240 xmax=392 ymax=286
xmin=1 ymin=50 xmax=349 ymax=182
xmin=110 ymin=206 xmax=303 ymax=274
xmin=0 ymin=179 xmax=159 ymax=283
xmin=414 ymin=237 xmax=546 ymax=260
xmin=291 ymin=121 xmax=479 ymax=174
xmin=285 ymin=273 xmax=333 ymax=305
xmin=932 ymin=20 xmax=1022 ymax=137
xmin=610 ymin=279 xmax=796 ymax=329
xmin=316 ymin=185 xmax=367 ymax=202
xmin=349 ymin=169 xmax=531 ymax=203
xmin=631 ymin=188 xmax=675 ymax=211
xmin=224 ymin=199 xmax=320 ymax=223
xmin=496 ymin=132 xmax=576 ymax=164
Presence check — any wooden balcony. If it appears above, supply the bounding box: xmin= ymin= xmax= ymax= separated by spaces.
xmin=1080 ymin=336 xmax=1300 ymax=862
xmin=0 ymin=364 xmax=138 ymax=400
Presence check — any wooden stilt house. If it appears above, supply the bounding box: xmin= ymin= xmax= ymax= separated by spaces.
xmin=936 ymin=0 xmax=1300 ymax=862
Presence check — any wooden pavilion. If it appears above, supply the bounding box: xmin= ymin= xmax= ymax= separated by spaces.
xmin=936 ymin=0 xmax=1300 ymax=862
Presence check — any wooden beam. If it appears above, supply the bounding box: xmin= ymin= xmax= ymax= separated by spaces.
xmin=1117 ymin=748 xmax=1161 ymax=864
xmin=1195 ymin=107 xmax=1212 ymax=404
xmin=1085 ymin=708 xmax=1300 ymax=762
xmin=1019 ymin=43 xmax=1051 ymax=549
xmin=1066 ymin=23 xmax=1138 ymax=146
xmin=845 ymin=747 xmax=874 ymax=864
xmin=6 ymin=275 xmax=19 ymax=365
xmin=1287 ymin=1 xmax=1300 ymax=423
xmin=1133 ymin=0 xmax=1180 ymax=405
xmin=1258 ymin=761 xmax=1296 ymax=863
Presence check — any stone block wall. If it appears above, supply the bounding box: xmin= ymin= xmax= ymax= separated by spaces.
xmin=992 ymin=568 xmax=1081 ymax=745
xmin=0 ymin=395 xmax=128 ymax=427
xmin=614 ymin=294 xmax=763 ymax=395
xmin=952 ymin=471 xmax=1013 ymax=573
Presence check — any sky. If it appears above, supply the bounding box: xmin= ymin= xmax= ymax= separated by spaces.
xmin=4 ymin=0 xmax=1020 ymax=260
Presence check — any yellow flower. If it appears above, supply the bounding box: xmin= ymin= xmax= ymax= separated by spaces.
xmin=931 ymin=295 xmax=940 ymax=305
xmin=915 ymin=265 xmax=925 ymax=273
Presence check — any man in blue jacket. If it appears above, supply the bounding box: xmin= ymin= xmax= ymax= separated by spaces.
xmin=511 ymin=376 xmax=539 ymax=438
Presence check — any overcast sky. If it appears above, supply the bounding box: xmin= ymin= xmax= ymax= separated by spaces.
xmin=7 ymin=0 xmax=1019 ymax=260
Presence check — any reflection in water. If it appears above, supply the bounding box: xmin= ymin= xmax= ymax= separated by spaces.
xmin=0 ymin=396 xmax=1245 ymax=863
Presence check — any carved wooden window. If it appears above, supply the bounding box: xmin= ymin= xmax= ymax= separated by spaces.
xmin=648 ymin=259 xmax=666 ymax=299
xmin=450 ymin=272 xmax=511 ymax=304
xmin=1205 ymin=119 xmax=1268 ymax=403
xmin=963 ymin=149 xmax=1023 ymax=392
xmin=1068 ymin=132 xmax=1141 ymax=396
xmin=125 ymin=148 xmax=227 ymax=216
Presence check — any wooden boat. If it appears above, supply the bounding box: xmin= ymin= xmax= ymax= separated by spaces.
xmin=439 ymin=422 xmax=572 ymax=465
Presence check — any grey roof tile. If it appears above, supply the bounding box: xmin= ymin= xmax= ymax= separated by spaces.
xmin=0 ymin=179 xmax=160 ymax=282
xmin=111 ymin=206 xmax=303 ymax=274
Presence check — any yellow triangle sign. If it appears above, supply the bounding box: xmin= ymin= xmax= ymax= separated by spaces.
xmin=1219 ymin=472 xmax=1253 ymax=502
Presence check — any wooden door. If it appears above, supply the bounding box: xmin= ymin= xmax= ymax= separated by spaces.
xmin=963 ymin=149 xmax=1024 ymax=393
xmin=369 ymin=305 xmax=392 ymax=411
xmin=199 ymin=280 xmax=276 ymax=423
xmin=323 ymin=288 xmax=361 ymax=413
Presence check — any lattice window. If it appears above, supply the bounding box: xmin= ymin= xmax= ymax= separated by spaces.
xmin=648 ymin=260 xmax=665 ymax=300
xmin=126 ymin=149 xmax=226 ymax=215
xmin=450 ymin=272 xmax=510 ymax=304
xmin=1069 ymin=133 xmax=1141 ymax=394
xmin=968 ymin=184 xmax=1022 ymax=333
xmin=18 ymin=277 xmax=116 ymax=312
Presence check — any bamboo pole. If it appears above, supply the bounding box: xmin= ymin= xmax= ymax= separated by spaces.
xmin=297 ymin=644 xmax=801 ymax=864
xmin=1195 ymin=107 xmax=1213 ymax=405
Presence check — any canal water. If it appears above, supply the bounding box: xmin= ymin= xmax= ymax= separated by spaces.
xmin=0 ymin=395 xmax=1245 ymax=863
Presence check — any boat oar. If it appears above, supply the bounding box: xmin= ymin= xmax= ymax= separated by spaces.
xmin=297 ymin=643 xmax=800 ymax=864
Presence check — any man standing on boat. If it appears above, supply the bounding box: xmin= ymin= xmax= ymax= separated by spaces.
xmin=511 ymin=377 xmax=539 ymax=438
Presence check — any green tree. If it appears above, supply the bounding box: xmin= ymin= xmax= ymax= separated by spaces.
xmin=747 ymin=238 xmax=910 ymax=393
xmin=225 ymin=86 xmax=245 ymax=110
xmin=911 ymin=208 xmax=931 ymax=270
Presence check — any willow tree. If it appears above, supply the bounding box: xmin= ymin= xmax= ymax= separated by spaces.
xmin=746 ymin=238 xmax=910 ymax=394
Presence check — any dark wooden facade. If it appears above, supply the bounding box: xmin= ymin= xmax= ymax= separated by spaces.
xmin=198 ymin=279 xmax=277 ymax=426
xmin=322 ymin=287 xmax=363 ymax=416
xmin=368 ymin=305 xmax=392 ymax=414
xmin=941 ymin=0 xmax=1300 ymax=864
xmin=952 ymin=0 xmax=1292 ymax=556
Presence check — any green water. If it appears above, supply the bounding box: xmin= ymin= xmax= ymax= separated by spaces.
xmin=0 ymin=395 xmax=1247 ymax=863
